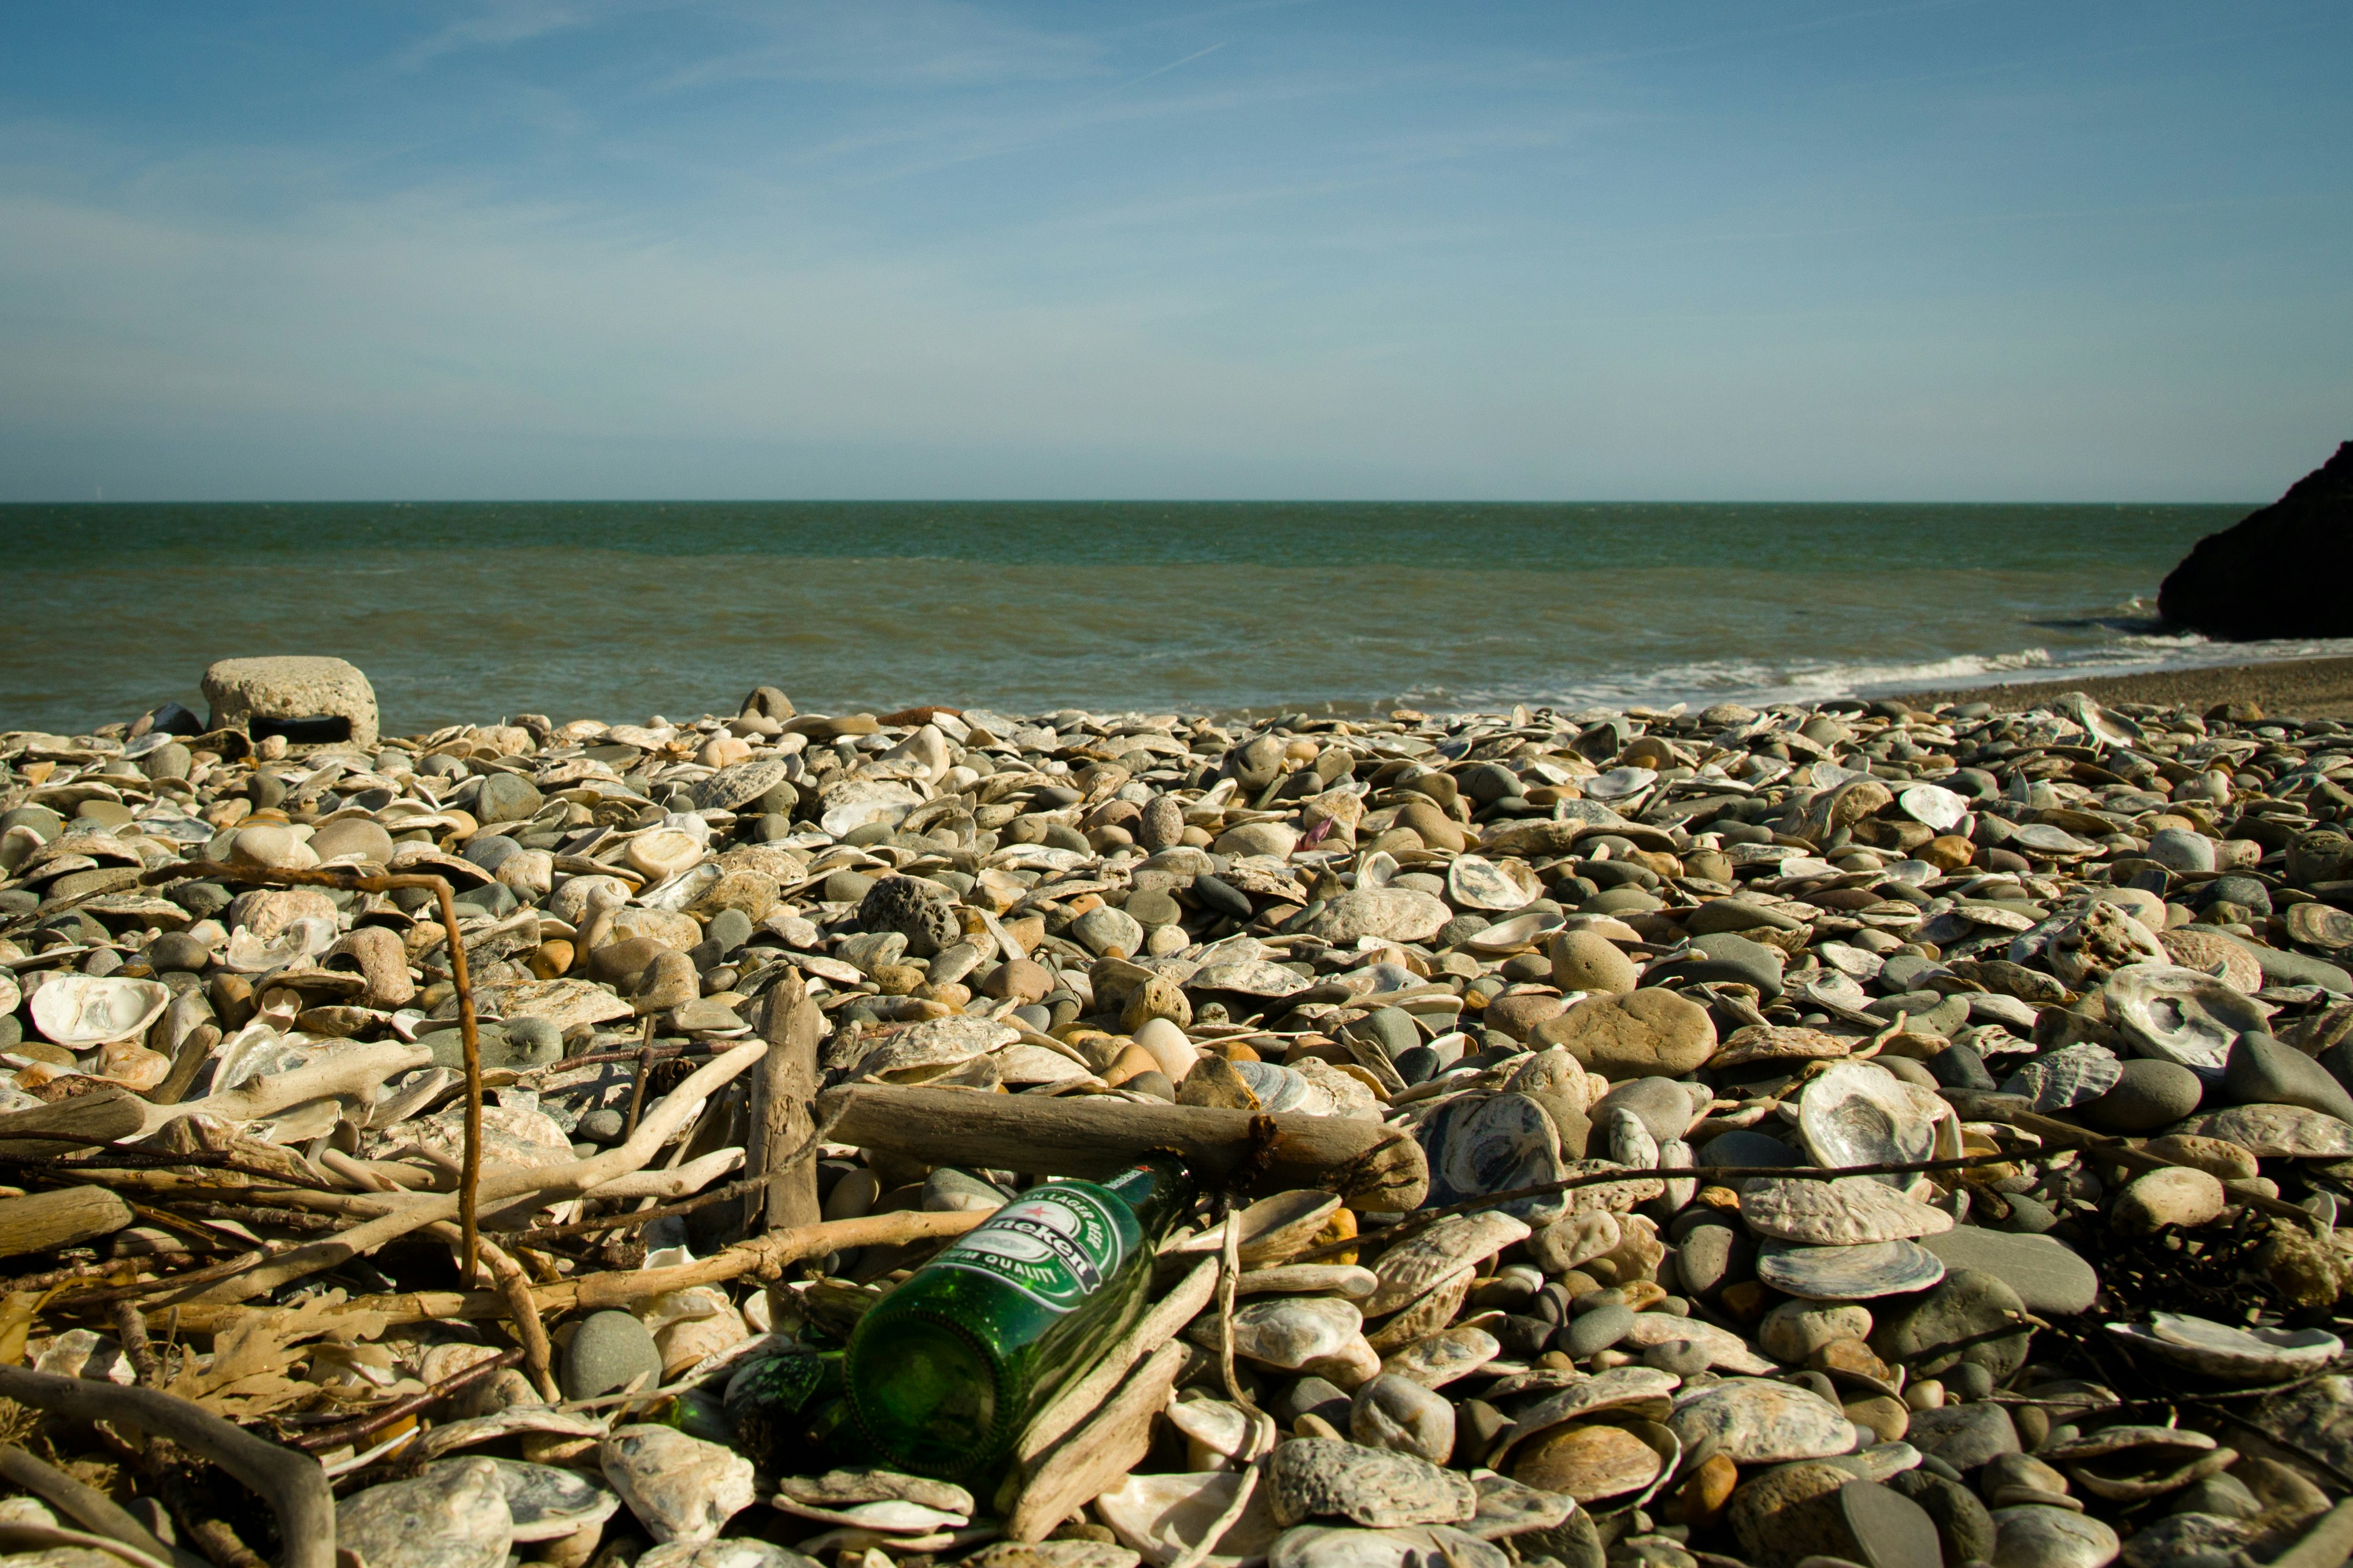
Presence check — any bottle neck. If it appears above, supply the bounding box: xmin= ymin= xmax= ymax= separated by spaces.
xmin=1097 ymin=1155 xmax=1195 ymax=1237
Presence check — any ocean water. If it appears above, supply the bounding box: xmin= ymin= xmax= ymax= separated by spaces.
xmin=0 ymin=500 xmax=2332 ymax=737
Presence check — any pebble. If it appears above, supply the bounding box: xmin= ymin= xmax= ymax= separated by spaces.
xmin=21 ymin=675 xmax=2353 ymax=1568
xmin=561 ymin=1310 xmax=664 ymax=1401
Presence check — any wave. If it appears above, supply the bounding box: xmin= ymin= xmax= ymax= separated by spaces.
xmin=1430 ymin=629 xmax=2353 ymax=716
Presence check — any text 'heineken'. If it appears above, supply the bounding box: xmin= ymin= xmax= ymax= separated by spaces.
xmin=844 ymin=1156 xmax=1194 ymax=1478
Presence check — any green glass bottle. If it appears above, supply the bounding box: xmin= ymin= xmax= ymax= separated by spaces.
xmin=845 ymin=1158 xmax=1195 ymax=1480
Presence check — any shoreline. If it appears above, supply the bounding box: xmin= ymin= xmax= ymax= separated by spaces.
xmin=1891 ymin=653 xmax=2353 ymax=719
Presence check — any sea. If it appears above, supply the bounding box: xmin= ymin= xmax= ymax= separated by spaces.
xmin=2 ymin=501 xmax=2339 ymax=738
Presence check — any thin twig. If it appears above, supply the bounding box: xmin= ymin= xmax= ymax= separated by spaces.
xmin=285 ymin=1347 xmax=524 ymax=1452
xmin=142 ymin=861 xmax=486 ymax=1289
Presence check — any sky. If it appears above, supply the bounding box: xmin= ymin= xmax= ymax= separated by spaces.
xmin=1 ymin=0 xmax=2348 ymax=502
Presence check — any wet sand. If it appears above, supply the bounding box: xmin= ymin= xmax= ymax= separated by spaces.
xmin=1895 ymin=654 xmax=2353 ymax=718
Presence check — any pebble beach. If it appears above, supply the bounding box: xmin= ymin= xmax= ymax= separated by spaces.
xmin=6 ymin=655 xmax=2353 ymax=1568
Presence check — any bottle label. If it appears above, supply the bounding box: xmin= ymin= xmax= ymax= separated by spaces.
xmin=929 ymin=1185 xmax=1126 ymax=1313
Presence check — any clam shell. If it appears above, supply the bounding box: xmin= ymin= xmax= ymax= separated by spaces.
xmin=1617 ymin=1314 xmax=1777 ymax=1375
xmin=1095 ymin=1470 xmax=1280 ymax=1568
xmin=1446 ymin=855 xmax=1531 ymax=913
xmin=1796 ymin=1061 xmax=1947 ymax=1181
xmin=1234 ymin=1191 xmax=1342 ymax=1265
xmin=690 ymin=757 xmax=793 ymax=813
xmin=2175 ymin=1103 xmax=2353 ymax=1158
xmin=1740 ymin=1175 xmax=1955 ymax=1245
xmin=2159 ymin=928 xmax=2265 ymax=992
xmin=1817 ymin=942 xmax=1885 ymax=981
xmin=1897 ymin=784 xmax=1969 ymax=832
xmin=2000 ymin=1044 xmax=2123 ymax=1111
xmin=1356 ymin=851 xmax=1400 ymax=890
xmin=2105 ymin=962 xmax=2271 ymax=1076
xmin=2011 ymin=824 xmax=2097 ymax=857
xmin=1755 ymin=1237 xmax=1946 ymax=1300
xmin=2107 ymin=1313 xmax=2342 ymax=1381
xmin=29 ymin=974 xmax=171 ymax=1047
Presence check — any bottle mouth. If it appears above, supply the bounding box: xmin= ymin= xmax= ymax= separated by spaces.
xmin=848 ymin=1312 xmax=1006 ymax=1478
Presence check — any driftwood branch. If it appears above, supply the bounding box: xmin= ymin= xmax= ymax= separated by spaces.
xmin=179 ymin=1040 xmax=769 ymax=1306
xmin=145 ymin=862 xmax=486 ymax=1287
xmin=0 ymin=1367 xmax=334 ymax=1568
xmin=816 ymin=1083 xmax=1430 ymax=1211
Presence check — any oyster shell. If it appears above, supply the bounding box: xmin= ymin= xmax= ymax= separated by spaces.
xmin=2174 ymin=1103 xmax=2353 ymax=1158
xmin=2023 ymin=900 xmax=2165 ymax=989
xmin=1740 ymin=1175 xmax=1955 ymax=1245
xmin=1795 ymin=1061 xmax=1955 ymax=1183
xmin=2000 ymin=1043 xmax=2122 ymax=1111
xmin=1445 ymin=855 xmax=1531 ymax=913
xmin=29 ymin=974 xmax=171 ymax=1047
xmin=1754 ymin=1237 xmax=1945 ymax=1300
xmin=2105 ymin=963 xmax=2271 ymax=1077
xmin=2107 ymin=1312 xmax=2342 ymax=1381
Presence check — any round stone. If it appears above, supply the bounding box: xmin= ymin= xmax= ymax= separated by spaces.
xmin=2078 ymin=1058 xmax=2203 ymax=1134
xmin=561 ymin=1309 xmax=664 ymax=1401
xmin=1532 ymin=988 xmax=1717 ymax=1076
xmin=1548 ymin=931 xmax=1637 ymax=994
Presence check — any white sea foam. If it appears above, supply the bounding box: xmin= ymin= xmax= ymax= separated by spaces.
xmin=1431 ymin=631 xmax=2353 ymax=716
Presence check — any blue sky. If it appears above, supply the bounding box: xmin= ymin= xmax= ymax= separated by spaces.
xmin=1 ymin=0 xmax=2347 ymax=501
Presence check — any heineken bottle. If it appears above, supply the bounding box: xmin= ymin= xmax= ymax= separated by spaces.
xmin=845 ymin=1156 xmax=1196 ymax=1478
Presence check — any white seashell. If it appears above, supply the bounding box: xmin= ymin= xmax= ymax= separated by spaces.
xmin=2176 ymin=1103 xmax=2353 ymax=1158
xmin=1457 ymin=911 xmax=1566 ymax=954
xmin=2107 ymin=1312 xmax=2341 ymax=1381
xmin=221 ymin=915 xmax=339 ymax=974
xmin=1356 ymin=851 xmax=1400 ymax=890
xmin=1897 ymin=784 xmax=1969 ymax=832
xmin=29 ymin=974 xmax=171 ymax=1047
xmin=1740 ymin=1175 xmax=1956 ymax=1245
xmin=1582 ymin=767 xmax=1657 ymax=803
xmin=626 ymin=830 xmax=705 ymax=881
xmin=2104 ymin=962 xmax=2271 ymax=1076
xmin=1189 ymin=959 xmax=1309 ymax=998
xmin=1755 ymin=1237 xmax=1945 ymax=1300
xmin=1096 ymin=1470 xmax=1281 ymax=1568
xmin=1817 ymin=941 xmax=1885 ymax=982
xmin=1796 ymin=1061 xmax=1945 ymax=1182
xmin=819 ymin=780 xmax=923 ymax=838
xmin=1445 ymin=855 xmax=1531 ymax=912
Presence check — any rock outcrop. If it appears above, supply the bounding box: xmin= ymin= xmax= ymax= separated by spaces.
xmin=2159 ymin=441 xmax=2353 ymax=639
